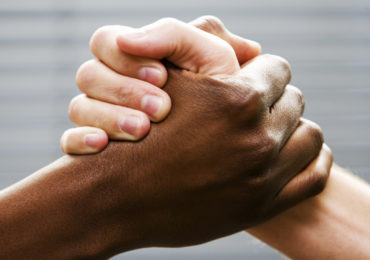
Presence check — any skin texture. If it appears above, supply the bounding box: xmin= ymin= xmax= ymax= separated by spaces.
xmin=57 ymin=16 xmax=369 ymax=258
xmin=61 ymin=17 xmax=261 ymax=154
xmin=248 ymin=164 xmax=370 ymax=259
xmin=0 ymin=61 xmax=330 ymax=259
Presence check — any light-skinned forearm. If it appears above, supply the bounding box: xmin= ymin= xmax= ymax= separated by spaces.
xmin=248 ymin=163 xmax=370 ymax=259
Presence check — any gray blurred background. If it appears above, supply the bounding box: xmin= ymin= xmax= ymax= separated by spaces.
xmin=0 ymin=0 xmax=369 ymax=259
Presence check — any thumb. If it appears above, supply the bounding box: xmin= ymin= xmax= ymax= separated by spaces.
xmin=189 ymin=16 xmax=261 ymax=64
xmin=116 ymin=18 xmax=240 ymax=76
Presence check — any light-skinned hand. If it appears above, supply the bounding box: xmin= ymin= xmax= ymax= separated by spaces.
xmin=60 ymin=16 xmax=261 ymax=154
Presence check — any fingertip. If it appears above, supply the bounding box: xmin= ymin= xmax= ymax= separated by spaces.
xmin=60 ymin=128 xmax=80 ymax=155
xmin=60 ymin=129 xmax=71 ymax=154
xmin=61 ymin=127 xmax=109 ymax=155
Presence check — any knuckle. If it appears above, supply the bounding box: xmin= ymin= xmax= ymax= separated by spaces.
xmin=75 ymin=60 xmax=98 ymax=92
xmin=243 ymin=85 xmax=264 ymax=117
xmin=302 ymin=120 xmax=324 ymax=150
xmin=287 ymin=85 xmax=305 ymax=112
xmin=263 ymin=54 xmax=291 ymax=71
xmin=221 ymin=77 xmax=264 ymax=120
xmin=262 ymin=54 xmax=292 ymax=83
xmin=192 ymin=15 xmax=226 ymax=35
xmin=115 ymin=83 xmax=135 ymax=105
xmin=255 ymin=131 xmax=279 ymax=163
xmin=158 ymin=17 xmax=182 ymax=29
xmin=89 ymin=25 xmax=112 ymax=55
xmin=245 ymin=84 xmax=263 ymax=105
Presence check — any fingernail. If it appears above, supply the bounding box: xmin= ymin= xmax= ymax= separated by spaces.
xmin=119 ymin=116 xmax=140 ymax=136
xmin=139 ymin=67 xmax=162 ymax=85
xmin=84 ymin=134 xmax=100 ymax=148
xmin=141 ymin=95 xmax=163 ymax=118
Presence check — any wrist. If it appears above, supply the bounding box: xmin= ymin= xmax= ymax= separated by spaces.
xmin=247 ymin=164 xmax=370 ymax=259
xmin=49 ymin=155 xmax=146 ymax=258
xmin=0 ymin=155 xmax=143 ymax=259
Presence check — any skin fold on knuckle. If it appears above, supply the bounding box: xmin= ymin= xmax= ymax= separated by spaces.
xmin=114 ymin=82 xmax=136 ymax=105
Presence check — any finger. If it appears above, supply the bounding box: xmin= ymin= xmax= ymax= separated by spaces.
xmin=273 ymin=143 xmax=333 ymax=211
xmin=268 ymin=85 xmax=305 ymax=148
xmin=90 ymin=25 xmax=167 ymax=87
xmin=76 ymin=59 xmax=171 ymax=122
xmin=189 ymin=15 xmax=261 ymax=64
xmin=270 ymin=119 xmax=325 ymax=189
xmin=116 ymin=18 xmax=240 ymax=75
xmin=69 ymin=94 xmax=150 ymax=141
xmin=238 ymin=54 xmax=292 ymax=106
xmin=60 ymin=127 xmax=108 ymax=155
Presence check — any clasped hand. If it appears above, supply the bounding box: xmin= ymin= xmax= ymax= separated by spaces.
xmin=59 ymin=16 xmax=332 ymax=253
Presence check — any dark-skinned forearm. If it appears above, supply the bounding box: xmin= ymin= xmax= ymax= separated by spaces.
xmin=0 ymin=152 xmax=140 ymax=259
